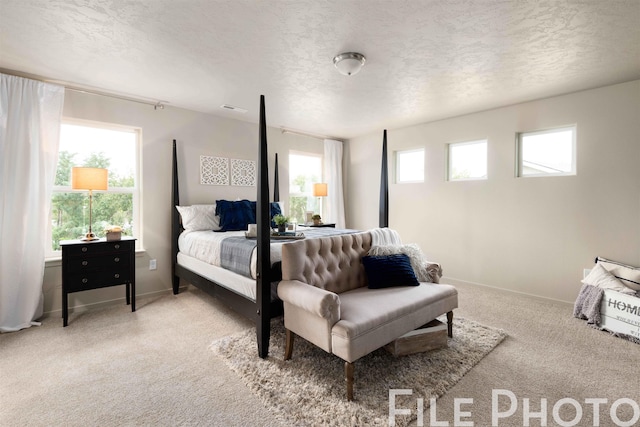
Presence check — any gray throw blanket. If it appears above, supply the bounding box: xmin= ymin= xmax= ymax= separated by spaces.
xmin=573 ymin=283 xmax=640 ymax=345
xmin=220 ymin=237 xmax=256 ymax=278
xmin=573 ymin=283 xmax=604 ymax=326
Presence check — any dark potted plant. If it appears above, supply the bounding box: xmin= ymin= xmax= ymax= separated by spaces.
xmin=312 ymin=214 xmax=322 ymax=225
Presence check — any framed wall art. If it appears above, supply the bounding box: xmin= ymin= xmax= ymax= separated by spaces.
xmin=231 ymin=158 xmax=256 ymax=186
xmin=200 ymin=155 xmax=229 ymax=185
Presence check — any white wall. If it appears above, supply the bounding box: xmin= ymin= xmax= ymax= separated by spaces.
xmin=43 ymin=90 xmax=323 ymax=316
xmin=346 ymin=81 xmax=640 ymax=303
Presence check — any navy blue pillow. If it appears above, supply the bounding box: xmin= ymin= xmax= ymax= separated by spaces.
xmin=270 ymin=202 xmax=282 ymax=228
xmin=215 ymin=200 xmax=256 ymax=231
xmin=215 ymin=200 xmax=283 ymax=231
xmin=361 ymin=253 xmax=420 ymax=289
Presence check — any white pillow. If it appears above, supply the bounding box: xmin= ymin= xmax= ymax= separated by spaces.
xmin=582 ymin=263 xmax=636 ymax=295
xmin=175 ymin=205 xmax=220 ymax=231
xmin=597 ymin=258 xmax=640 ymax=292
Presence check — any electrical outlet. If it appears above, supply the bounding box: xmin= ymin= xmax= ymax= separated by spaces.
xmin=583 ymin=268 xmax=591 ymax=279
xmin=149 ymin=259 xmax=157 ymax=270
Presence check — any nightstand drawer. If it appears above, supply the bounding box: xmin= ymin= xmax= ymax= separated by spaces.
xmin=62 ymin=240 xmax=134 ymax=256
xmin=67 ymin=269 xmax=132 ymax=292
xmin=66 ymin=254 xmax=130 ymax=272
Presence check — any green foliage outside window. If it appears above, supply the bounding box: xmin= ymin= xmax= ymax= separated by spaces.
xmin=51 ymin=150 xmax=134 ymax=250
xmin=288 ymin=173 xmax=319 ymax=224
xmin=450 ymin=168 xmax=472 ymax=180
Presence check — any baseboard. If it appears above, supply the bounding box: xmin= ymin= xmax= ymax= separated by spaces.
xmin=441 ymin=276 xmax=573 ymax=306
xmin=42 ymin=288 xmax=175 ymax=319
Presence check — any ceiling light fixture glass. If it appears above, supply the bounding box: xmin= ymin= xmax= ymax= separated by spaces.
xmin=333 ymin=52 xmax=366 ymax=76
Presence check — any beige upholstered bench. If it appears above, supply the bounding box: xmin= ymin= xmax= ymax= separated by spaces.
xmin=277 ymin=231 xmax=458 ymax=400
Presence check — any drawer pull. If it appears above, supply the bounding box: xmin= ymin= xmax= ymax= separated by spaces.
xmin=114 ymin=273 xmax=120 ymax=279
xmin=82 ymin=247 xmax=88 ymax=252
xmin=82 ymin=278 xmax=88 ymax=284
xmin=114 ymin=244 xmax=120 ymax=249
xmin=82 ymin=261 xmax=88 ymax=266
xmin=114 ymin=257 xmax=120 ymax=263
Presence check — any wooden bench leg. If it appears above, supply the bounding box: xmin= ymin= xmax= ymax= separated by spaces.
xmin=447 ymin=311 xmax=453 ymax=338
xmin=345 ymin=361 xmax=354 ymax=401
xmin=284 ymin=328 xmax=294 ymax=360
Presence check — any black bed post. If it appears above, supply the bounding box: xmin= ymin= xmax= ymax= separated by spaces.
xmin=171 ymin=139 xmax=181 ymax=294
xmin=273 ymin=153 xmax=280 ymax=202
xmin=379 ymin=129 xmax=389 ymax=228
xmin=256 ymin=95 xmax=271 ymax=358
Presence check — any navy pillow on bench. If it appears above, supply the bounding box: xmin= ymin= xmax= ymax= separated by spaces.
xmin=362 ymin=253 xmax=420 ymax=289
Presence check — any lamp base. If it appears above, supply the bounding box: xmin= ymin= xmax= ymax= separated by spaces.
xmin=81 ymin=232 xmax=99 ymax=241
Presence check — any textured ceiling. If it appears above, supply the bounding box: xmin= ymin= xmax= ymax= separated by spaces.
xmin=1 ymin=0 xmax=639 ymax=139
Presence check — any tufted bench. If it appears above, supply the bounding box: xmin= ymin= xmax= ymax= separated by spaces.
xmin=277 ymin=231 xmax=458 ymax=400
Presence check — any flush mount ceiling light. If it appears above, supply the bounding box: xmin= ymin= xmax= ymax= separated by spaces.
xmin=333 ymin=52 xmax=366 ymax=76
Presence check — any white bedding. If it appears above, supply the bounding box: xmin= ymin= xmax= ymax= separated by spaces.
xmin=177 ymin=227 xmax=360 ymax=300
xmin=177 ymin=252 xmax=258 ymax=300
xmin=177 ymin=230 xmax=285 ymax=280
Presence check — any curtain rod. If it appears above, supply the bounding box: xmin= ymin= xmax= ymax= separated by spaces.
xmin=64 ymin=86 xmax=166 ymax=110
xmin=0 ymin=68 xmax=167 ymax=110
xmin=280 ymin=127 xmax=340 ymax=142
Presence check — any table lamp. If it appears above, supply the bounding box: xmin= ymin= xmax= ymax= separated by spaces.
xmin=313 ymin=183 xmax=328 ymax=220
xmin=72 ymin=167 xmax=108 ymax=241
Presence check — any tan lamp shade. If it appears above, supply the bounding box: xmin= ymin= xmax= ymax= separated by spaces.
xmin=313 ymin=183 xmax=328 ymax=197
xmin=71 ymin=167 xmax=108 ymax=191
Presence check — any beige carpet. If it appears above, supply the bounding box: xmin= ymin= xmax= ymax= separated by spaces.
xmin=211 ymin=316 xmax=506 ymax=427
xmin=0 ymin=289 xmax=283 ymax=427
xmin=2 ymin=282 xmax=639 ymax=426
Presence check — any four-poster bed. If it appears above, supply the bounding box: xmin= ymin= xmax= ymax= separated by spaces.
xmin=379 ymin=129 xmax=389 ymax=228
xmin=172 ymin=96 xmax=277 ymax=358
xmin=171 ymin=96 xmax=390 ymax=358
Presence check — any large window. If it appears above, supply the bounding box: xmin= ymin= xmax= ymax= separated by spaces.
xmin=396 ymin=148 xmax=425 ymax=183
xmin=47 ymin=120 xmax=140 ymax=256
xmin=517 ymin=126 xmax=576 ymax=177
xmin=288 ymin=152 xmax=322 ymax=224
xmin=448 ymin=139 xmax=488 ymax=181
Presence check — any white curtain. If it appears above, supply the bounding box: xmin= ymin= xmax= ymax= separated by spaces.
xmin=0 ymin=74 xmax=65 ymax=332
xmin=323 ymin=139 xmax=346 ymax=229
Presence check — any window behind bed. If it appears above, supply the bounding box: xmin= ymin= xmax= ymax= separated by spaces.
xmin=47 ymin=119 xmax=141 ymax=256
xmin=289 ymin=152 xmax=322 ymax=224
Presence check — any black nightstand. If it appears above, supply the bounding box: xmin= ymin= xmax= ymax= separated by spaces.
xmin=61 ymin=237 xmax=136 ymax=326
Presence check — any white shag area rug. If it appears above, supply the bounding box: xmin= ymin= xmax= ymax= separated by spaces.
xmin=210 ymin=316 xmax=506 ymax=427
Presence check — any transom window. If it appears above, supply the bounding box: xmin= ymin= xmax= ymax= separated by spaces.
xmin=47 ymin=120 xmax=141 ymax=257
xmin=396 ymin=148 xmax=425 ymax=183
xmin=448 ymin=139 xmax=488 ymax=181
xmin=517 ymin=126 xmax=576 ymax=177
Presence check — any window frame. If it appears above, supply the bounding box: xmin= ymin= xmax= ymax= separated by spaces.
xmin=288 ymin=150 xmax=323 ymax=224
xmin=516 ymin=125 xmax=576 ymax=178
xmin=395 ymin=148 xmax=425 ymax=184
xmin=46 ymin=118 xmax=142 ymax=259
xmin=447 ymin=139 xmax=488 ymax=182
